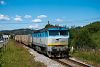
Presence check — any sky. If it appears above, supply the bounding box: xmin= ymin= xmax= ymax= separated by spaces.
xmin=0 ymin=0 xmax=100 ymax=30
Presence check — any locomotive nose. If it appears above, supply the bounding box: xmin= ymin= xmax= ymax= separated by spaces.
xmin=48 ymin=37 xmax=68 ymax=46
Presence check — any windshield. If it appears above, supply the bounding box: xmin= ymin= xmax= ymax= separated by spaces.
xmin=60 ymin=30 xmax=68 ymax=36
xmin=49 ymin=30 xmax=59 ymax=36
xmin=49 ymin=30 xmax=68 ymax=36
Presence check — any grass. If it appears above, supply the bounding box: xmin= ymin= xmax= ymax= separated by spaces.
xmin=72 ymin=50 xmax=100 ymax=67
xmin=0 ymin=40 xmax=46 ymax=67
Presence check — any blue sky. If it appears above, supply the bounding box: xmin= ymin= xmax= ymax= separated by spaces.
xmin=0 ymin=0 xmax=100 ymax=30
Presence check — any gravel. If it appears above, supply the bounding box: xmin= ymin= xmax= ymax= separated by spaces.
xmin=23 ymin=46 xmax=66 ymax=67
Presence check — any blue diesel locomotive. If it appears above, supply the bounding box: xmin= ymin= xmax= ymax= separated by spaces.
xmin=32 ymin=26 xmax=69 ymax=57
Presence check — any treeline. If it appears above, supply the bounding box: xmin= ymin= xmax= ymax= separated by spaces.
xmin=69 ymin=21 xmax=100 ymax=50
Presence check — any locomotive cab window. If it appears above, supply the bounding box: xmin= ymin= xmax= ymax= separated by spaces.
xmin=60 ymin=30 xmax=68 ymax=36
xmin=49 ymin=30 xmax=68 ymax=36
xmin=49 ymin=30 xmax=59 ymax=36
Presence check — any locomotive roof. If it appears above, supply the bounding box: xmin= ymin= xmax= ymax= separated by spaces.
xmin=33 ymin=26 xmax=68 ymax=33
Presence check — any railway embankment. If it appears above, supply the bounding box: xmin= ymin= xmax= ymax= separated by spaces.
xmin=0 ymin=40 xmax=46 ymax=67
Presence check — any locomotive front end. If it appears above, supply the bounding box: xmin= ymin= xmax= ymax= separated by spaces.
xmin=47 ymin=27 xmax=70 ymax=57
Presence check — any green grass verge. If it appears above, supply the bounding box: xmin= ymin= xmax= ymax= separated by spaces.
xmin=0 ymin=40 xmax=46 ymax=67
xmin=72 ymin=50 xmax=100 ymax=67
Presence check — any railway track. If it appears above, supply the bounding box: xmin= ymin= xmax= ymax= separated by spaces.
xmin=53 ymin=58 xmax=92 ymax=67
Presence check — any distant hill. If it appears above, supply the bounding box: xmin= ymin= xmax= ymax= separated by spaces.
xmin=0 ymin=28 xmax=34 ymax=35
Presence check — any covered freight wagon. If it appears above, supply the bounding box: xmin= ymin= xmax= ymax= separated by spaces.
xmin=15 ymin=35 xmax=32 ymax=46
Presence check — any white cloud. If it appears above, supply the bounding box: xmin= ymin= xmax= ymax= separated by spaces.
xmin=37 ymin=15 xmax=47 ymax=19
xmin=32 ymin=19 xmax=42 ymax=23
xmin=29 ymin=24 xmax=39 ymax=29
xmin=14 ymin=17 xmax=22 ymax=22
xmin=14 ymin=15 xmax=23 ymax=22
xmin=0 ymin=14 xmax=10 ymax=21
xmin=0 ymin=1 xmax=6 ymax=5
xmin=15 ymin=15 xmax=21 ymax=18
xmin=55 ymin=18 xmax=64 ymax=22
xmin=24 ymin=15 xmax=32 ymax=19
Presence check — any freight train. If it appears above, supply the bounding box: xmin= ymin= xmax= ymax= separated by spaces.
xmin=15 ymin=26 xmax=70 ymax=57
